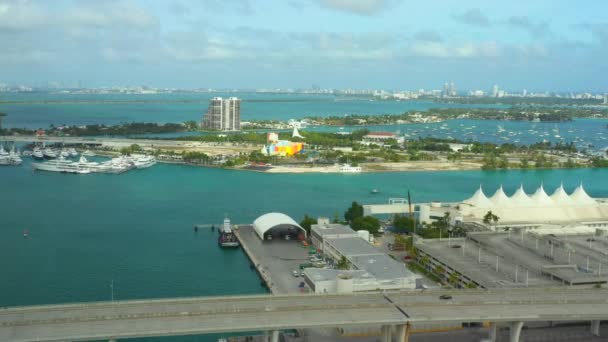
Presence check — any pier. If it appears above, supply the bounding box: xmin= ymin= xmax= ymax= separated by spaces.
xmin=234 ymin=225 xmax=310 ymax=294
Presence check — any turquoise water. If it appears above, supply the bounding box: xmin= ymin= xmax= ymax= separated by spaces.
xmin=0 ymin=92 xmax=504 ymax=129
xmin=3 ymin=160 xmax=608 ymax=340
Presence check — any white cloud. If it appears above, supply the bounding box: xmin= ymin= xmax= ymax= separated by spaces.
xmin=452 ymin=9 xmax=490 ymax=27
xmin=409 ymin=41 xmax=499 ymax=58
xmin=317 ymin=0 xmax=392 ymax=16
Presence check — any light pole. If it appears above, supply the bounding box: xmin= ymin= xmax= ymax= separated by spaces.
xmin=110 ymin=279 xmax=114 ymax=302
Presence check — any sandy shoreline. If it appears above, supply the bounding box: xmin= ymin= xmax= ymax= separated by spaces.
xmin=261 ymin=161 xmax=483 ymax=173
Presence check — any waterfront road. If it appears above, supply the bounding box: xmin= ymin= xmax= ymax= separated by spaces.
xmin=2 ymin=288 xmax=608 ymax=341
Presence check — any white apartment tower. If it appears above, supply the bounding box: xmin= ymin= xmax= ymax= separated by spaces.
xmin=201 ymin=97 xmax=241 ymax=131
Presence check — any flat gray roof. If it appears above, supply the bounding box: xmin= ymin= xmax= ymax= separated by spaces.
xmin=326 ymin=237 xmax=378 ymax=256
xmin=304 ymin=268 xmax=368 ymax=282
xmin=311 ymin=223 xmax=357 ymax=237
xmin=349 ymin=254 xmax=415 ymax=280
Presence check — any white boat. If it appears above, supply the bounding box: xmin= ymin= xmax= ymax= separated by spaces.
xmin=68 ymin=148 xmax=78 ymax=157
xmin=82 ymin=150 xmax=95 ymax=157
xmin=32 ymin=156 xmax=91 ymax=174
xmin=103 ymin=156 xmax=136 ymax=174
xmin=60 ymin=149 xmax=71 ymax=158
xmin=0 ymin=153 xmax=22 ymax=166
xmin=76 ymin=155 xmax=109 ymax=172
xmin=43 ymin=148 xmax=57 ymax=159
xmin=32 ymin=148 xmax=44 ymax=160
xmin=127 ymin=154 xmax=157 ymax=169
xmin=0 ymin=146 xmax=8 ymax=158
xmin=338 ymin=163 xmax=361 ymax=173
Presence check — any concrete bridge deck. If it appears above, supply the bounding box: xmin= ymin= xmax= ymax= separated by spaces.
xmin=1 ymin=288 xmax=608 ymax=342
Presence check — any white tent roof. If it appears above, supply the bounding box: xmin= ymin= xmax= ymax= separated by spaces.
xmin=252 ymin=212 xmax=306 ymax=240
xmin=550 ymin=183 xmax=574 ymax=205
xmin=490 ymin=185 xmax=512 ymax=207
xmin=510 ymin=185 xmax=533 ymax=207
xmin=530 ymin=184 xmax=554 ymax=206
xmin=571 ymin=183 xmax=597 ymax=205
xmin=463 ymin=186 xmax=493 ymax=208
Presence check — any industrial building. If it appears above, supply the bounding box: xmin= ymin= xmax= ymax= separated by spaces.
xmin=201 ymin=97 xmax=241 ymax=131
xmin=304 ymin=219 xmax=420 ymax=293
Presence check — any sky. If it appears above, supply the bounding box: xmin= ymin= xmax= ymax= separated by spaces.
xmin=0 ymin=0 xmax=607 ymax=92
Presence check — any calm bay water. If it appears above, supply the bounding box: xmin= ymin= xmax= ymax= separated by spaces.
xmin=2 ymin=160 xmax=608 ymax=340
xmin=0 ymin=92 xmax=503 ymax=129
xmin=2 ymin=93 xmax=608 ymax=341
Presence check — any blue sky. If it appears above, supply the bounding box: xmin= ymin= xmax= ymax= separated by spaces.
xmin=0 ymin=0 xmax=606 ymax=91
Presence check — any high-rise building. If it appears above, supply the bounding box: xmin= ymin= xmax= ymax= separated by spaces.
xmin=604 ymin=93 xmax=608 ymax=104
xmin=522 ymin=89 xmax=527 ymax=97
xmin=201 ymin=97 xmax=241 ymax=131
xmin=443 ymin=83 xmax=449 ymax=97
xmin=449 ymin=82 xmax=456 ymax=96
xmin=492 ymin=85 xmax=499 ymax=98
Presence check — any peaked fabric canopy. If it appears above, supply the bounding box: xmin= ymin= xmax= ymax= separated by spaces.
xmin=530 ymin=184 xmax=554 ymax=206
xmin=550 ymin=184 xmax=574 ymax=205
xmin=510 ymin=185 xmax=533 ymax=207
xmin=463 ymin=186 xmax=493 ymax=208
xmin=570 ymin=184 xmax=596 ymax=205
xmin=490 ymin=186 xmax=512 ymax=207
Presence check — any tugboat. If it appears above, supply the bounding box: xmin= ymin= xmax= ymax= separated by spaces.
xmin=218 ymin=216 xmax=239 ymax=248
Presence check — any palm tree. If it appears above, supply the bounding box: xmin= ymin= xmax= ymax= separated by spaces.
xmin=483 ymin=211 xmax=499 ymax=229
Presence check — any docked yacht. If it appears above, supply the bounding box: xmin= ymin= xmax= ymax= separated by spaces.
xmin=43 ymin=148 xmax=57 ymax=159
xmin=32 ymin=156 xmax=91 ymax=174
xmin=0 ymin=147 xmax=22 ymax=166
xmin=82 ymin=150 xmax=95 ymax=157
xmin=68 ymin=148 xmax=78 ymax=157
xmin=76 ymin=155 xmax=109 ymax=173
xmin=60 ymin=149 xmax=71 ymax=158
xmin=32 ymin=148 xmax=44 ymax=160
xmin=104 ymin=156 xmax=135 ymax=174
xmin=128 ymin=154 xmax=157 ymax=169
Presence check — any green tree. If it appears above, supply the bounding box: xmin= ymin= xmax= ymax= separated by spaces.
xmin=299 ymin=214 xmax=317 ymax=235
xmin=333 ymin=212 xmax=340 ymax=223
xmin=344 ymin=201 xmax=364 ymax=223
xmin=393 ymin=214 xmax=415 ymax=233
xmin=483 ymin=211 xmax=499 ymax=228
xmin=448 ymin=272 xmax=460 ymax=286
xmin=434 ymin=265 xmax=445 ymax=278
xmin=351 ymin=216 xmax=381 ymax=236
xmin=498 ymin=156 xmax=509 ymax=169
xmin=183 ymin=120 xmax=199 ymax=130
xmin=336 ymin=256 xmax=350 ymax=270
xmin=520 ymin=158 xmax=530 ymax=169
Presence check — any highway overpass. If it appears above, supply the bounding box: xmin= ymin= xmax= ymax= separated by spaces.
xmin=1 ymin=287 xmax=607 ymax=342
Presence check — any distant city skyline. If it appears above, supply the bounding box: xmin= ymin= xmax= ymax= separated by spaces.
xmin=0 ymin=0 xmax=606 ymax=91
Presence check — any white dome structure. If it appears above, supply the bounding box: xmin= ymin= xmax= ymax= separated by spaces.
xmin=571 ymin=183 xmax=596 ymax=205
xmin=510 ymin=185 xmax=533 ymax=207
xmin=252 ymin=212 xmax=307 ymax=240
xmin=490 ymin=185 xmax=512 ymax=207
xmin=463 ymin=186 xmax=493 ymax=208
xmin=550 ymin=183 xmax=574 ymax=205
xmin=530 ymin=184 xmax=554 ymax=207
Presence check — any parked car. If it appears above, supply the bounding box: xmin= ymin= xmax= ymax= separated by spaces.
xmin=439 ymin=294 xmax=452 ymax=300
xmin=292 ymin=270 xmax=300 ymax=277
